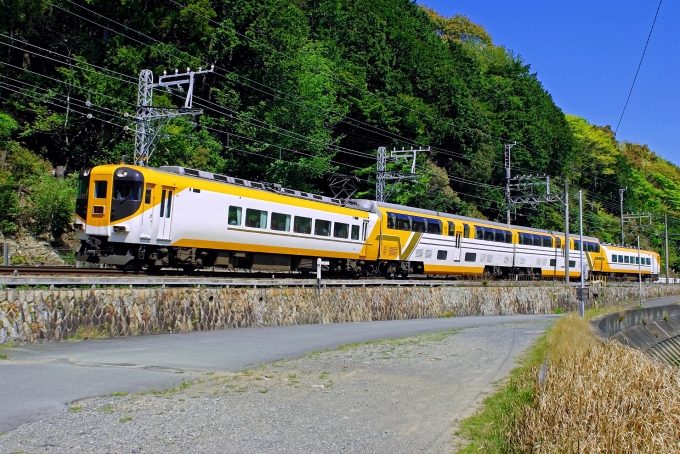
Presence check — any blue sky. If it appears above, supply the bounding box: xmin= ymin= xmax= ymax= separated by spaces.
xmin=418 ymin=0 xmax=679 ymax=166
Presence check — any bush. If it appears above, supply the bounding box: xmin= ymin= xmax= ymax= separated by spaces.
xmin=24 ymin=173 xmax=77 ymax=237
xmin=0 ymin=172 xmax=19 ymax=236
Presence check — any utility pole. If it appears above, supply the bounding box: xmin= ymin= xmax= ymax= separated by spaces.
xmin=565 ymin=182 xmax=570 ymax=284
xmin=578 ymin=190 xmax=584 ymax=317
xmin=133 ymin=66 xmax=214 ymax=166
xmin=665 ymin=213 xmax=670 ymax=285
xmin=504 ymin=142 xmax=516 ymax=225
xmin=637 ymin=236 xmax=642 ymax=304
xmin=619 ymin=188 xmax=627 ymax=244
xmin=375 ymin=146 xmax=426 ymax=202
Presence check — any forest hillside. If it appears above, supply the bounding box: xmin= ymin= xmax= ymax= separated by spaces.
xmin=0 ymin=0 xmax=678 ymax=270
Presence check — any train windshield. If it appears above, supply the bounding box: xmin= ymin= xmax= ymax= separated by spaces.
xmin=77 ymin=178 xmax=89 ymax=198
xmin=113 ymin=181 xmax=143 ymax=201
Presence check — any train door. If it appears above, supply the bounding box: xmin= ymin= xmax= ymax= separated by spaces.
xmin=140 ymin=183 xmax=155 ymax=240
xmin=157 ymin=186 xmax=175 ymax=241
xmin=452 ymin=232 xmax=462 ymax=261
xmin=360 ymin=219 xmax=370 ymax=257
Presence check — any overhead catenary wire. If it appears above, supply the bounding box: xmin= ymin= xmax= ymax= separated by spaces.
xmin=615 ymin=0 xmax=663 ymax=134
xmin=0 ymin=81 xmax=127 ymax=129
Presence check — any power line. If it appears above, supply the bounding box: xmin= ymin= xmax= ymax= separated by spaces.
xmin=615 ymin=0 xmax=663 ymax=134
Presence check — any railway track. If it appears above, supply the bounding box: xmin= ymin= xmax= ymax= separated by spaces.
xmin=0 ymin=265 xmax=635 ymax=289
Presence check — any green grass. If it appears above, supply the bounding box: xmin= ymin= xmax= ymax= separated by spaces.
xmin=0 ymin=354 xmax=7 ymax=360
xmin=67 ymin=406 xmax=82 ymax=413
xmin=109 ymin=391 xmax=128 ymax=397
xmin=119 ymin=416 xmax=133 ymax=423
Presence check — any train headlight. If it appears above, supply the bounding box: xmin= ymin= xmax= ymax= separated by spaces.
xmin=72 ymin=223 xmax=84 ymax=230
xmin=116 ymin=170 xmax=128 ymax=177
xmin=113 ymin=225 xmax=127 ymax=233
xmin=92 ymin=206 xmax=105 ymax=215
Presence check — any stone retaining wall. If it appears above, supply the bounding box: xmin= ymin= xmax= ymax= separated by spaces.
xmin=2 ymin=284 xmax=680 ymax=344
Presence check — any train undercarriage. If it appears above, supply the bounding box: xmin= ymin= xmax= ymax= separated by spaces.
xmin=77 ymin=237 xmax=421 ymax=277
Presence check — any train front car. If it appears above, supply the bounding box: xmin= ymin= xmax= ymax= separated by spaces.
xmin=77 ymin=164 xmax=383 ymax=274
xmin=75 ymin=164 xmax=148 ymax=268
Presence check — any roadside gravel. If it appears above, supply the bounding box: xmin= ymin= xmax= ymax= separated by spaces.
xmin=0 ymin=321 xmax=550 ymax=453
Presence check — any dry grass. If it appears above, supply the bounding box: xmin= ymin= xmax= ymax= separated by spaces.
xmin=510 ymin=314 xmax=680 ymax=453
xmin=457 ymin=311 xmax=680 ymax=453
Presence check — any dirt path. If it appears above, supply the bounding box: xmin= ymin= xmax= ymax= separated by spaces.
xmin=0 ymin=321 xmax=550 ymax=453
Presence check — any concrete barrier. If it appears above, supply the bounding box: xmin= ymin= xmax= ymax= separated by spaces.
xmin=592 ymin=303 xmax=680 ymax=365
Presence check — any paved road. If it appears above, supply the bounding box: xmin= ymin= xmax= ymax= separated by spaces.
xmin=638 ymin=294 xmax=680 ymax=308
xmin=0 ymin=314 xmax=561 ymax=432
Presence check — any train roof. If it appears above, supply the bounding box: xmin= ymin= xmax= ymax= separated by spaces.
xmin=369 ymin=200 xmax=599 ymax=241
xmin=156 ymin=166 xmax=369 ymax=211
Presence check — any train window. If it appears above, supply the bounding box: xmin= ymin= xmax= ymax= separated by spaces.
xmin=624 ymin=256 xmax=629 ymax=264
xmin=94 ymin=181 xmax=107 ymax=198
xmin=595 ymin=244 xmax=601 ymax=253
xmin=448 ymin=221 xmax=455 ymax=236
xmin=270 ymin=212 xmax=291 ymax=232
xmin=464 ymin=252 xmax=476 ymax=262
xmin=395 ymin=214 xmax=410 ymax=231
xmin=635 ymin=257 xmax=640 ymax=265
xmin=351 ymin=225 xmax=360 ymax=240
xmin=647 ymin=258 xmax=651 ymax=265
xmin=569 ymin=260 xmax=576 ymax=268
xmin=494 ymin=229 xmax=506 ymax=243
xmin=505 ymin=231 xmax=512 ymax=243
xmin=334 ymin=222 xmax=349 ymax=239
xmin=612 ymin=255 xmax=618 ymax=263
xmin=77 ymin=179 xmax=89 ymax=198
xmin=533 ymin=235 xmax=541 ymax=247
xmin=475 ymin=226 xmax=483 ymax=240
xmin=113 ymin=181 xmax=143 ymax=201
xmin=314 ymin=220 xmax=331 ymax=236
xmin=426 ymin=219 xmax=442 ymax=235
xmin=618 ymin=255 xmax=623 ymax=263
xmin=542 ymin=237 xmax=552 ymax=248
xmin=411 ymin=216 xmax=426 ymax=233
xmin=245 ymin=209 xmax=267 ymax=229
xmin=387 ymin=213 xmax=396 ymax=229
xmin=228 ymin=206 xmax=242 ymax=225
xmin=464 ymin=224 xmax=470 ymax=238
xmin=556 ymin=238 xmax=562 ymax=248
xmin=160 ymin=190 xmax=166 ymax=216
xmin=164 ymin=191 xmax=173 ymax=218
xmin=145 ymin=188 xmax=152 ymax=204
xmin=521 ymin=234 xmax=532 ymax=246
xmin=484 ymin=228 xmax=494 ymax=241
xmin=362 ymin=221 xmax=368 ymax=241
xmin=294 ymin=216 xmax=312 ymax=234
xmin=437 ymin=250 xmax=447 ymax=260
xmin=550 ymin=259 xmax=556 ymax=267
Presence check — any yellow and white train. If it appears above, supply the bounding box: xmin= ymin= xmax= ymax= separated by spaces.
xmin=73 ymin=164 xmax=661 ymax=280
